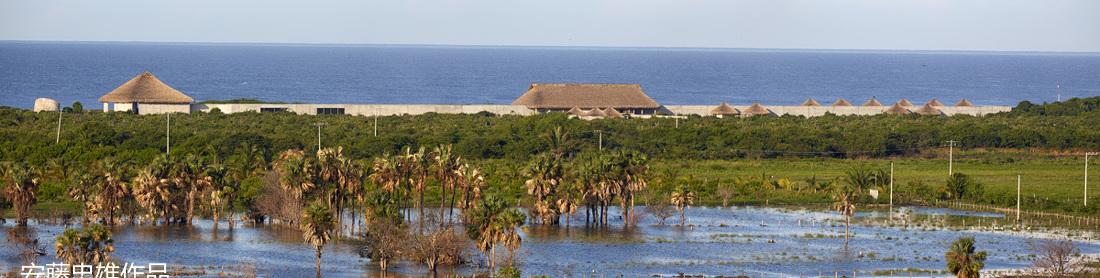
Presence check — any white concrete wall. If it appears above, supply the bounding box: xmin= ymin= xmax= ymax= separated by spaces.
xmin=138 ymin=104 xmax=191 ymax=115
xmin=662 ymin=105 xmax=1011 ymax=117
xmin=193 ymin=104 xmax=536 ymax=116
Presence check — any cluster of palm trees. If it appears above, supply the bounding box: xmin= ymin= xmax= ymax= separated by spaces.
xmin=523 ymin=127 xmax=651 ymax=228
xmin=1 ymin=162 xmax=40 ymax=226
xmin=365 ymin=145 xmax=487 ymax=230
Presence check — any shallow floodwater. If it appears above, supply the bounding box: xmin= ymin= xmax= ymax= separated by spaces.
xmin=3 ymin=206 xmax=1098 ymax=277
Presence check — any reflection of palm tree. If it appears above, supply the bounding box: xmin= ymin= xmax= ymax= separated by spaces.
xmin=945 ymin=237 xmax=987 ymax=278
xmin=301 ymin=203 xmax=335 ymax=278
xmin=2 ymin=162 xmax=40 ymax=226
xmin=670 ymin=185 xmax=695 ymax=227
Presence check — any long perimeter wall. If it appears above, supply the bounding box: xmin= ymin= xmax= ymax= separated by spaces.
xmin=193 ymin=103 xmax=1012 ymax=117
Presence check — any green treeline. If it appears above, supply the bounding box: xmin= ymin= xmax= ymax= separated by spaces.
xmin=2 ymin=97 xmax=1099 ymax=168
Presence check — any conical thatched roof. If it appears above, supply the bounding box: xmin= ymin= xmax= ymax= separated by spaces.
xmin=832 ymin=98 xmax=852 ymax=106
xmin=801 ymin=98 xmax=822 ymax=106
xmin=584 ymin=108 xmax=607 ymax=117
xmin=955 ymin=99 xmax=974 ymax=107
xmin=926 ymin=98 xmax=945 ymax=107
xmin=897 ymin=99 xmax=914 ymax=107
xmin=604 ymin=108 xmax=624 ymax=118
xmin=914 ymin=103 xmax=943 ymax=116
xmin=884 ymin=103 xmax=910 ymax=115
xmin=99 ymin=72 xmax=193 ymax=104
xmin=567 ymin=107 xmax=584 ymax=116
xmin=710 ymin=102 xmax=740 ymax=116
xmin=512 ymin=83 xmax=660 ymax=109
xmin=742 ymin=103 xmax=771 ymax=117
xmin=862 ymin=98 xmax=884 ymax=106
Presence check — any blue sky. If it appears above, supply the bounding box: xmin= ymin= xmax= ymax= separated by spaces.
xmin=1 ymin=0 xmax=1098 ymax=52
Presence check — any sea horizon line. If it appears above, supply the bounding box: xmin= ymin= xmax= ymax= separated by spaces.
xmin=3 ymin=39 xmax=1099 ymax=56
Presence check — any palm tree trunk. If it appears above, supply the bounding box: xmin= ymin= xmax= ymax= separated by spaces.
xmin=680 ymin=207 xmax=686 ymax=227
xmin=315 ymin=247 xmax=323 ymax=278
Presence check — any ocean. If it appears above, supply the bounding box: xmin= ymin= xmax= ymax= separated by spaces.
xmin=1 ymin=41 xmax=1099 ymax=109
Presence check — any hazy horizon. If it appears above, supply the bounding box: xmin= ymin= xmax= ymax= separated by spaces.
xmin=2 ymin=0 xmax=1098 ymax=53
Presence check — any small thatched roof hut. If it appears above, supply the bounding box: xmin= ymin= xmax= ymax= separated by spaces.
xmin=897 ymin=99 xmax=915 ymax=107
xmin=742 ymin=103 xmax=772 ymax=117
xmin=862 ymin=98 xmax=884 ymax=106
xmin=567 ymin=107 xmax=584 ymax=116
xmin=604 ymin=108 xmax=624 ymax=118
xmin=584 ymin=107 xmax=608 ymax=117
xmin=99 ymin=72 xmax=193 ymax=104
xmin=832 ymin=98 xmax=852 ymax=106
xmin=801 ymin=98 xmax=822 ymax=106
xmin=955 ymin=99 xmax=974 ymax=107
xmin=710 ymin=102 xmax=740 ymax=116
xmin=914 ymin=104 xmax=943 ymax=116
xmin=926 ymin=98 xmax=945 ymax=107
xmin=884 ymin=103 xmax=910 ymax=115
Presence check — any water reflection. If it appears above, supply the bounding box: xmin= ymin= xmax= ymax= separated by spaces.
xmin=1 ymin=206 xmax=1097 ymax=277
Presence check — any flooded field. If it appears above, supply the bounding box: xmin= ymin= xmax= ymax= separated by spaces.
xmin=3 ymin=206 xmax=1098 ymax=277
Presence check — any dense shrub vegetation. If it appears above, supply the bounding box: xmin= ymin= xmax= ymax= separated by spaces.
xmin=2 ymin=97 xmax=1099 ymax=168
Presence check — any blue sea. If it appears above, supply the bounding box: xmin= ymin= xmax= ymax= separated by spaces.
xmin=1 ymin=41 xmax=1099 ymax=109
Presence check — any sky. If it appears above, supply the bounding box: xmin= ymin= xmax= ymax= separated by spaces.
xmin=1 ymin=0 xmax=1098 ymax=52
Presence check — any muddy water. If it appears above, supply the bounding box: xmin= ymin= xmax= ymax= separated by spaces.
xmin=2 ymin=206 xmax=1098 ymax=277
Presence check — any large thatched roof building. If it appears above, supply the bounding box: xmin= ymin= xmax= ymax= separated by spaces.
xmin=99 ymin=72 xmax=193 ymax=114
xmin=512 ymin=83 xmax=661 ymax=115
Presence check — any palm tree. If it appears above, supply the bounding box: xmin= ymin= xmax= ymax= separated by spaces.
xmin=433 ymin=144 xmax=462 ymax=225
xmin=670 ymin=184 xmax=695 ymax=227
xmin=524 ymin=153 xmax=563 ymax=225
xmin=54 ymin=224 xmax=114 ymax=265
xmin=93 ymin=159 xmax=130 ymax=226
xmin=455 ymin=163 xmax=485 ymax=219
xmin=945 ymin=236 xmax=987 ymax=278
xmin=226 ymin=142 xmax=268 ymax=229
xmin=301 ymin=203 xmax=335 ymax=278
xmin=465 ymin=195 xmax=525 ymax=272
xmin=69 ymin=171 xmax=97 ymax=224
xmin=832 ymin=181 xmax=858 ymax=246
xmin=369 ymin=156 xmax=404 ymax=223
xmin=275 ymin=149 xmax=317 ymax=224
xmin=557 ymin=182 xmax=579 ymax=228
xmin=2 ymin=162 xmax=40 ymax=226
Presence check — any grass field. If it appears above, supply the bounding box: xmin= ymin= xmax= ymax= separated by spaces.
xmin=642 ymin=150 xmax=1096 ymax=214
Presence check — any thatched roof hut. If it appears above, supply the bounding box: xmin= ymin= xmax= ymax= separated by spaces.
xmin=604 ymin=108 xmax=624 ymax=118
xmin=801 ymin=98 xmax=822 ymax=106
xmin=884 ymin=103 xmax=910 ymax=115
xmin=926 ymin=98 xmax=945 ymax=107
xmin=584 ymin=107 xmax=608 ymax=117
xmin=742 ymin=103 xmax=772 ymax=117
xmin=710 ymin=102 xmax=740 ymax=116
xmin=99 ymin=72 xmax=193 ymax=104
xmin=955 ymin=99 xmax=974 ymax=107
xmin=897 ymin=99 xmax=914 ymax=107
xmin=512 ymin=83 xmax=661 ymax=111
xmin=567 ymin=107 xmax=584 ymax=116
xmin=913 ymin=104 xmax=943 ymax=116
xmin=832 ymin=98 xmax=852 ymax=106
xmin=862 ymin=98 xmax=884 ymax=106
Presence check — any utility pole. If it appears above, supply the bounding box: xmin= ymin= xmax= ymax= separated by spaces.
xmin=55 ymin=108 xmax=62 ymax=142
xmin=166 ymin=113 xmax=171 ymax=154
xmin=1087 ymin=152 xmax=1097 ymax=207
xmin=314 ymin=122 xmax=326 ymax=151
xmin=595 ymin=130 xmax=603 ymax=151
xmin=373 ymin=117 xmax=378 ymax=137
xmin=1016 ymin=175 xmax=1021 ymax=222
xmin=946 ymin=140 xmax=957 ymax=176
